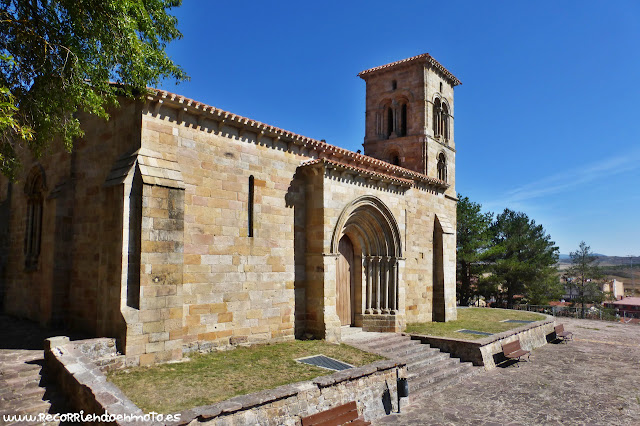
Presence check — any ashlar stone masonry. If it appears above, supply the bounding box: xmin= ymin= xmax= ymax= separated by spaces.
xmin=0 ymin=53 xmax=460 ymax=365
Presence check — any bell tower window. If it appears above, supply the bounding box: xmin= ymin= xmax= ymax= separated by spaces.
xmin=433 ymin=98 xmax=449 ymax=142
xmin=437 ymin=153 xmax=447 ymax=182
xmin=399 ymin=103 xmax=407 ymax=137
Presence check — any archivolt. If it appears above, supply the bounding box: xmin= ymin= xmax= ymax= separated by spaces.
xmin=331 ymin=195 xmax=402 ymax=258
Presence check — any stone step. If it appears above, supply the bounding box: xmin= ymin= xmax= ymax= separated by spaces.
xmin=405 ymin=351 xmax=451 ymax=372
xmin=400 ymin=346 xmax=445 ymax=365
xmin=407 ymin=357 xmax=459 ymax=380
xmin=409 ymin=362 xmax=478 ymax=397
xmin=343 ymin=330 xmax=483 ymax=406
xmin=413 ymin=363 xmax=481 ymax=399
xmin=394 ymin=344 xmax=444 ymax=362
xmin=365 ymin=335 xmax=420 ymax=351
xmin=373 ymin=340 xmax=424 ymax=358
xmin=356 ymin=333 xmax=407 ymax=348
xmin=18 ymin=385 xmax=47 ymax=399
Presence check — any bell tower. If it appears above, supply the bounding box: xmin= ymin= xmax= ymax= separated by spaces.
xmin=358 ymin=53 xmax=460 ymax=188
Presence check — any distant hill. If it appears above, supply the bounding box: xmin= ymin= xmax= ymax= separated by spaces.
xmin=558 ymin=254 xmax=640 ymax=266
xmin=557 ymin=255 xmax=640 ymax=295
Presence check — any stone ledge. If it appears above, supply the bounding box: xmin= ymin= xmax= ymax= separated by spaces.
xmin=408 ymin=314 xmax=556 ymax=370
xmin=45 ymin=336 xmax=144 ymax=425
xmin=176 ymin=359 xmax=405 ymax=425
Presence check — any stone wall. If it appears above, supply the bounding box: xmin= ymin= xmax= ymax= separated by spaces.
xmin=45 ymin=335 xmax=405 ymax=426
xmin=410 ymin=315 xmax=556 ymax=370
xmin=0 ymin=102 xmax=142 ymax=339
xmin=140 ymin=107 xmax=306 ymax=352
xmin=179 ymin=360 xmax=404 ymax=425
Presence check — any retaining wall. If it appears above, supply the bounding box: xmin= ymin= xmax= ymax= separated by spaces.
xmin=45 ymin=336 xmax=405 ymax=425
xmin=410 ymin=315 xmax=555 ymax=370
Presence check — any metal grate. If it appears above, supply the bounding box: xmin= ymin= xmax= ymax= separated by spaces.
xmin=295 ymin=355 xmax=354 ymax=371
xmin=501 ymin=320 xmax=535 ymax=324
xmin=456 ymin=329 xmax=493 ymax=336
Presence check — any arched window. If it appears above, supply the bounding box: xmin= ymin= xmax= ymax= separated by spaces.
xmin=399 ymin=103 xmax=407 ymax=137
xmin=24 ymin=167 xmax=45 ymax=270
xmin=390 ymin=152 xmax=400 ymax=166
xmin=437 ymin=153 xmax=447 ymax=182
xmin=386 ymin=106 xmax=394 ymax=138
xmin=433 ymin=98 xmax=449 ymax=142
xmin=433 ymin=98 xmax=442 ymax=138
xmin=441 ymin=103 xmax=449 ymax=142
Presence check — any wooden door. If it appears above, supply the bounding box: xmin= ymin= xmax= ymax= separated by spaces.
xmin=336 ymin=235 xmax=354 ymax=326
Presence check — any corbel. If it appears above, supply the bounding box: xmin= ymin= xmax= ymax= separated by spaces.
xmin=153 ymin=99 xmax=163 ymax=116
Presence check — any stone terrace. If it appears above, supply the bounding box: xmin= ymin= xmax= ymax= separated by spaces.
xmin=375 ymin=316 xmax=640 ymax=425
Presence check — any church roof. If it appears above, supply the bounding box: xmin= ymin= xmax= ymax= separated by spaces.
xmin=357 ymin=53 xmax=462 ymax=86
xmin=300 ymin=158 xmax=414 ymax=187
xmin=148 ymin=89 xmax=449 ymax=190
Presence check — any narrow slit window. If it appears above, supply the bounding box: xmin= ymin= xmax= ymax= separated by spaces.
xmin=24 ymin=169 xmax=45 ymax=271
xmin=248 ymin=175 xmax=254 ymax=237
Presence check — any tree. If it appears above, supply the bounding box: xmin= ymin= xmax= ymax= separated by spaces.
xmin=1 ymin=0 xmax=188 ymax=179
xmin=489 ymin=209 xmax=559 ymax=308
xmin=566 ymin=241 xmax=604 ymax=318
xmin=525 ymin=273 xmax=564 ymax=305
xmin=456 ymin=195 xmax=493 ymax=305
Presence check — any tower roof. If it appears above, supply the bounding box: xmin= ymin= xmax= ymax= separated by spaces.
xmin=357 ymin=53 xmax=461 ymax=86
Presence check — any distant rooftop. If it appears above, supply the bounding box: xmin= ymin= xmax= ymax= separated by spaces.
xmin=609 ymin=297 xmax=640 ymax=306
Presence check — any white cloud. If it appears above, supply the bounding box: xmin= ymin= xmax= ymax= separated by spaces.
xmin=490 ymin=149 xmax=640 ymax=207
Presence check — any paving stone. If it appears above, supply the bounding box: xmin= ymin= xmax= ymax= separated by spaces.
xmin=374 ymin=317 xmax=640 ymax=425
xmin=0 ymin=315 xmax=71 ymax=426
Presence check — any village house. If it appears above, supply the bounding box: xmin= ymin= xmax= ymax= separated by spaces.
xmin=0 ymin=53 xmax=460 ymax=366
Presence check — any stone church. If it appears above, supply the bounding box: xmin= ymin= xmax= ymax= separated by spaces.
xmin=0 ymin=53 xmax=460 ymax=366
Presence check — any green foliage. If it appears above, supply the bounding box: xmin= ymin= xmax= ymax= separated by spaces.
xmin=567 ymin=241 xmax=604 ymax=318
xmin=0 ymin=0 xmax=188 ymax=179
xmin=488 ymin=209 xmax=559 ymax=307
xmin=456 ymin=194 xmax=493 ymax=305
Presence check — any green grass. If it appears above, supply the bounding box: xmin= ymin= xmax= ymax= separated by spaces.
xmin=108 ymin=340 xmax=383 ymax=413
xmin=405 ymin=308 xmax=545 ymax=340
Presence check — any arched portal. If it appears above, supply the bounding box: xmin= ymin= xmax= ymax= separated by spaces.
xmin=332 ymin=196 xmax=403 ymax=332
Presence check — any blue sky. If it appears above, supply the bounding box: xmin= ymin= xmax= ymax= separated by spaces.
xmin=159 ymin=0 xmax=640 ymax=256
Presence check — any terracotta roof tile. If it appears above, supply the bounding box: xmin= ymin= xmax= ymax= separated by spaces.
xmin=300 ymin=158 xmax=413 ymax=187
xmin=357 ymin=53 xmax=461 ymax=86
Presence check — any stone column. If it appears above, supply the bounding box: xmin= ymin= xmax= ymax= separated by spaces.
xmin=390 ymin=257 xmax=398 ymax=313
xmin=382 ymin=256 xmax=390 ymax=314
xmin=365 ymin=256 xmax=372 ymax=314
xmin=373 ymin=256 xmax=381 ymax=314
